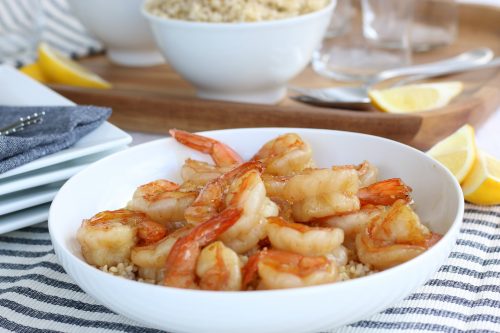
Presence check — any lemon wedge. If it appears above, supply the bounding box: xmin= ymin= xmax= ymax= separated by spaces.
xmin=369 ymin=81 xmax=463 ymax=113
xmin=461 ymin=151 xmax=500 ymax=205
xmin=38 ymin=43 xmax=111 ymax=89
xmin=20 ymin=62 xmax=49 ymax=83
xmin=427 ymin=124 xmax=476 ymax=183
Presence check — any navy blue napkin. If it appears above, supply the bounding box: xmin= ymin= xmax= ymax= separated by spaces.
xmin=0 ymin=105 xmax=111 ymax=174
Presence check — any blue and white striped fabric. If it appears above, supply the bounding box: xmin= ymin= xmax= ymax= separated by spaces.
xmin=0 ymin=204 xmax=499 ymax=332
xmin=0 ymin=0 xmax=102 ymax=67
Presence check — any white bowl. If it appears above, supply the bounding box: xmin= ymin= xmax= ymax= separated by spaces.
xmin=49 ymin=128 xmax=463 ymax=333
xmin=142 ymin=2 xmax=335 ymax=104
xmin=67 ymin=0 xmax=164 ymax=67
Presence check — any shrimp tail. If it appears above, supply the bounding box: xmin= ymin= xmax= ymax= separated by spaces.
xmin=358 ymin=178 xmax=412 ymax=206
xmin=163 ymin=208 xmax=242 ymax=288
xmin=241 ymin=250 xmax=265 ymax=290
xmin=169 ymin=129 xmax=243 ymax=167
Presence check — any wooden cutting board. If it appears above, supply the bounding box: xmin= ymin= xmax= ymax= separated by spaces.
xmin=51 ymin=3 xmax=500 ymax=150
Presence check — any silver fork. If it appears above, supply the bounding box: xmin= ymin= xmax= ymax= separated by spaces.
xmin=0 ymin=111 xmax=46 ymax=136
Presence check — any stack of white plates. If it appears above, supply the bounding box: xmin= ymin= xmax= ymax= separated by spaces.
xmin=0 ymin=66 xmax=132 ymax=234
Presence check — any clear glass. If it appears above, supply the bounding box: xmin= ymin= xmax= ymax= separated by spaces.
xmin=411 ymin=0 xmax=457 ymax=52
xmin=325 ymin=0 xmax=353 ymax=38
xmin=0 ymin=0 xmax=43 ymax=66
xmin=362 ymin=0 xmax=414 ymax=50
xmin=314 ymin=0 xmax=413 ymax=81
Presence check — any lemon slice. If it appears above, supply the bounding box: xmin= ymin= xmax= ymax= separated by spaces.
xmin=462 ymin=151 xmax=500 ymax=205
xmin=369 ymin=81 xmax=463 ymax=113
xmin=427 ymin=124 xmax=476 ymax=183
xmin=20 ymin=62 xmax=49 ymax=83
xmin=38 ymin=43 xmax=111 ymax=89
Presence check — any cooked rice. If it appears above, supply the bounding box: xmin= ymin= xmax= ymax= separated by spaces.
xmin=100 ymin=259 xmax=374 ymax=286
xmin=145 ymin=0 xmax=330 ymax=23
xmin=99 ymin=262 xmax=137 ymax=280
xmin=338 ymin=260 xmax=375 ymax=281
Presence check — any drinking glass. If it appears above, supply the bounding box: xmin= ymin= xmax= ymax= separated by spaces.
xmin=0 ymin=0 xmax=43 ymax=66
xmin=325 ymin=0 xmax=353 ymax=38
xmin=314 ymin=0 xmax=413 ymax=81
xmin=411 ymin=0 xmax=457 ymax=52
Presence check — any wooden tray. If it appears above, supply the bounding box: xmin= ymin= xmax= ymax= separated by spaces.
xmin=51 ymin=3 xmax=500 ymax=150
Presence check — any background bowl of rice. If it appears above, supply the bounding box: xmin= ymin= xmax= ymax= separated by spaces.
xmin=142 ymin=0 xmax=336 ymax=104
xmin=49 ymin=128 xmax=464 ymax=333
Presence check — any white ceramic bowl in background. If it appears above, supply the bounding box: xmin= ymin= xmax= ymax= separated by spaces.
xmin=67 ymin=0 xmax=164 ymax=67
xmin=49 ymin=128 xmax=464 ymax=333
xmin=142 ymin=2 xmax=335 ymax=104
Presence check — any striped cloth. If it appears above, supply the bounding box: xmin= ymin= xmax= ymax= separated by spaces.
xmin=0 ymin=204 xmax=498 ymax=332
xmin=0 ymin=0 xmax=102 ymax=67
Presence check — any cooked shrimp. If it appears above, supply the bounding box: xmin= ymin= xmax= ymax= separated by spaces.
xmin=219 ymin=167 xmax=279 ymax=253
xmin=242 ymin=249 xmax=338 ymax=290
xmin=181 ymin=158 xmax=232 ymax=187
xmin=127 ymin=179 xmax=198 ymax=225
xmin=356 ymin=161 xmax=379 ymax=187
xmin=318 ymin=205 xmax=386 ymax=250
xmin=184 ymin=161 xmax=278 ymax=253
xmin=131 ymin=225 xmax=193 ymax=282
xmin=333 ymin=161 xmax=379 ymax=187
xmin=356 ymin=200 xmax=441 ymax=270
xmin=358 ymin=178 xmax=412 ymax=206
xmin=184 ymin=161 xmax=263 ymax=224
xmin=268 ymin=197 xmax=294 ymax=222
xmin=283 ymin=168 xmax=360 ymax=222
xmin=252 ymin=133 xmax=314 ymax=176
xmin=266 ymin=217 xmax=344 ymax=256
xmin=170 ymin=129 xmax=243 ymax=167
xmin=196 ymin=241 xmax=242 ymax=291
xmin=262 ymin=174 xmax=290 ymax=198
xmin=327 ymin=245 xmax=349 ymax=267
xmin=163 ymin=208 xmax=242 ymax=289
xmin=77 ymin=210 xmax=167 ymax=267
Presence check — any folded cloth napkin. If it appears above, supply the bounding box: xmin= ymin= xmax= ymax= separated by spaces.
xmin=0 ymin=105 xmax=111 ymax=174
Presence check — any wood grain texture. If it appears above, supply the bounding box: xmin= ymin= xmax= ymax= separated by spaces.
xmin=51 ymin=3 xmax=500 ymax=150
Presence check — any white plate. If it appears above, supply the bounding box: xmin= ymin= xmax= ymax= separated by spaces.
xmin=0 ymin=203 xmax=50 ymax=234
xmin=0 ymin=65 xmax=132 ymax=180
xmin=0 ymin=147 xmax=127 ymax=196
xmin=0 ymin=182 xmax=62 ymax=216
xmin=49 ymin=128 xmax=464 ymax=333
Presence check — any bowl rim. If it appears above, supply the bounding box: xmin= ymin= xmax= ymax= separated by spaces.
xmin=141 ymin=0 xmax=335 ymax=29
xmin=49 ymin=127 xmax=464 ymax=297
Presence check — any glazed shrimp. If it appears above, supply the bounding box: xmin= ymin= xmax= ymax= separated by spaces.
xmin=131 ymin=225 xmax=193 ymax=283
xmin=242 ymin=249 xmax=338 ymax=290
xmin=219 ymin=166 xmax=279 ymax=253
xmin=318 ymin=205 xmax=387 ymax=250
xmin=184 ymin=161 xmax=264 ymax=224
xmin=181 ymin=159 xmax=232 ymax=187
xmin=266 ymin=217 xmax=344 ymax=256
xmin=252 ymin=133 xmax=314 ymax=176
xmin=196 ymin=241 xmax=243 ymax=291
xmin=127 ymin=179 xmax=198 ymax=225
xmin=333 ymin=161 xmax=379 ymax=187
xmin=170 ymin=129 xmax=243 ymax=167
xmin=185 ymin=161 xmax=278 ymax=253
xmin=356 ymin=200 xmax=441 ymax=270
xmin=358 ymin=178 xmax=412 ymax=206
xmin=163 ymin=208 xmax=242 ymax=289
xmin=77 ymin=210 xmax=167 ymax=267
xmin=282 ymin=168 xmax=360 ymax=222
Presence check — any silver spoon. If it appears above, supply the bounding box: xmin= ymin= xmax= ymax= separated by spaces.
xmin=290 ymin=56 xmax=500 ymax=109
xmin=311 ymin=47 xmax=493 ymax=83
